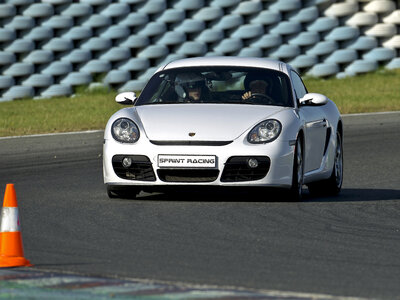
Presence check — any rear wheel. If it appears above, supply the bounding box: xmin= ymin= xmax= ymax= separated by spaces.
xmin=289 ymin=137 xmax=304 ymax=201
xmin=308 ymin=132 xmax=343 ymax=196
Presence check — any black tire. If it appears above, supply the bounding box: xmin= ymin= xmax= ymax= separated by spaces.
xmin=308 ymin=132 xmax=343 ymax=196
xmin=289 ymin=137 xmax=304 ymax=201
xmin=106 ymin=185 xmax=140 ymax=199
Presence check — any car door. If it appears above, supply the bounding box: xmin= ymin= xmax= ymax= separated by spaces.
xmin=291 ymin=71 xmax=327 ymax=173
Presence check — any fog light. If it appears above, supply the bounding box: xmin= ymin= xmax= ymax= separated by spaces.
xmin=247 ymin=158 xmax=258 ymax=168
xmin=122 ymin=157 xmax=132 ymax=168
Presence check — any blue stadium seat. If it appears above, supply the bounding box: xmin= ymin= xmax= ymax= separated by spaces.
xmin=210 ymin=0 xmax=240 ymax=8
xmin=250 ymin=34 xmax=282 ymax=49
xmin=288 ymin=54 xmax=318 ymax=69
xmin=137 ymin=44 xmax=169 ymax=59
xmin=176 ymin=41 xmax=207 ymax=56
xmin=288 ymin=31 xmax=320 ymax=47
xmin=307 ymin=62 xmax=340 ymax=77
xmin=24 ymin=26 xmax=53 ymax=41
xmin=156 ymin=31 xmax=186 ymax=46
xmin=268 ymin=0 xmax=301 ymax=13
xmin=0 ymin=52 xmax=16 ymax=66
xmin=99 ymin=25 xmax=129 ymax=40
xmin=81 ymin=0 xmax=112 ymax=5
xmin=346 ymin=36 xmax=378 ymax=51
xmin=158 ymin=9 xmax=185 ymax=24
xmin=40 ymin=84 xmax=73 ymax=98
xmin=60 ymin=72 xmax=92 ymax=86
xmin=3 ymin=62 xmax=34 ymax=77
xmin=270 ymin=21 xmax=302 ymax=36
xmin=212 ymin=14 xmax=243 ymax=31
xmin=119 ymin=35 xmax=149 ymax=48
xmin=289 ymin=6 xmax=319 ymax=23
xmin=0 ymin=4 xmax=16 ymax=18
xmin=81 ymin=14 xmax=112 ymax=28
xmin=137 ymin=66 xmax=159 ymax=81
xmin=238 ymin=47 xmax=262 ymax=57
xmin=41 ymin=61 xmax=73 ymax=76
xmin=61 ymin=49 xmax=92 ymax=63
xmin=63 ymin=26 xmax=93 ymax=40
xmin=4 ymin=39 xmax=35 ymax=54
xmin=61 ymin=3 xmax=93 ymax=17
xmin=3 ymin=85 xmax=35 ymax=100
xmin=43 ymin=38 xmax=74 ymax=52
xmin=104 ymin=70 xmax=131 ymax=85
xmin=100 ymin=47 xmax=130 ymax=62
xmin=119 ymin=12 xmax=149 ymax=28
xmin=307 ymin=17 xmax=339 ymax=32
xmin=42 ymin=15 xmax=74 ymax=29
xmin=174 ymin=19 xmax=205 ymax=34
xmin=325 ymin=26 xmax=359 ymax=41
xmin=118 ymin=57 xmax=150 ymax=71
xmin=213 ymin=38 xmax=243 ymax=54
xmin=23 ymin=50 xmax=54 ymax=64
xmin=232 ymin=1 xmax=262 ymax=15
xmin=195 ymin=29 xmax=223 ymax=44
xmin=2 ymin=86 xmax=34 ymax=100
xmin=363 ymin=47 xmax=396 ymax=62
xmin=386 ymin=58 xmax=400 ymax=69
xmin=22 ymin=74 xmax=54 ymax=87
xmin=269 ymin=44 xmax=301 ymax=60
xmin=0 ymin=76 xmax=15 ymax=89
xmin=345 ymin=59 xmax=378 ymax=74
xmin=100 ymin=3 xmax=130 ymax=18
xmin=193 ymin=6 xmax=224 ymax=22
xmin=4 ymin=16 xmax=35 ymax=31
xmin=0 ymin=28 xmax=16 ymax=43
xmin=22 ymin=3 xmax=54 ymax=18
xmin=156 ymin=54 xmax=185 ymax=66
xmin=137 ymin=22 xmax=167 ymax=37
xmin=138 ymin=0 xmax=166 ymax=14
xmin=118 ymin=80 xmax=147 ymax=93
xmin=81 ymin=37 xmax=112 ymax=51
xmin=306 ymin=40 xmax=338 ymax=56
xmin=231 ymin=24 xmax=264 ymax=39
xmin=174 ymin=0 xmax=204 ymax=10
xmin=325 ymin=49 xmax=358 ymax=64
xmin=80 ymin=59 xmax=111 ymax=73
xmin=250 ymin=10 xmax=281 ymax=26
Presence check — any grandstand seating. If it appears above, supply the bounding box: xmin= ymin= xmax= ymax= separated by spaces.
xmin=1 ymin=0 xmax=400 ymax=101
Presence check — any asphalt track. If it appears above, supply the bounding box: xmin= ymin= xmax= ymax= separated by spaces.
xmin=0 ymin=112 xmax=399 ymax=299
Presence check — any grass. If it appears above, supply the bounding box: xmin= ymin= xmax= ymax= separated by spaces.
xmin=1 ymin=69 xmax=400 ymax=137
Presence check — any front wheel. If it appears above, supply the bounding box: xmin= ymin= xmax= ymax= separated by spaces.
xmin=308 ymin=132 xmax=343 ymax=196
xmin=289 ymin=137 xmax=304 ymax=201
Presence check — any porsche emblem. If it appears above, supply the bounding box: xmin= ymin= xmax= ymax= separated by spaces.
xmin=188 ymin=132 xmax=196 ymax=137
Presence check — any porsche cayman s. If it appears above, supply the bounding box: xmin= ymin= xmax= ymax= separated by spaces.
xmin=103 ymin=57 xmax=343 ymax=200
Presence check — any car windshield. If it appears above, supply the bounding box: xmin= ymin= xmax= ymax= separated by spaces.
xmin=136 ymin=66 xmax=293 ymax=107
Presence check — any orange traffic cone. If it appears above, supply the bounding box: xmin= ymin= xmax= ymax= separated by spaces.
xmin=0 ymin=184 xmax=32 ymax=267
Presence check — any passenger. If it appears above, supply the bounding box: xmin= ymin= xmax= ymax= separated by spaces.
xmin=175 ymin=73 xmax=210 ymax=102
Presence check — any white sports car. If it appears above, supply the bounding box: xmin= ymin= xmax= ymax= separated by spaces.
xmin=103 ymin=57 xmax=343 ymax=200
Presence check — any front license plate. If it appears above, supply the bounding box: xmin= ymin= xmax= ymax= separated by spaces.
xmin=158 ymin=155 xmax=217 ymax=168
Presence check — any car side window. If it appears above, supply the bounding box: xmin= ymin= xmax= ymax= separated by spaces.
xmin=291 ymin=71 xmax=307 ymax=100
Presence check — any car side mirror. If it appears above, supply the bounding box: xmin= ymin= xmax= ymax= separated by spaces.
xmin=299 ymin=93 xmax=328 ymax=106
xmin=115 ymin=92 xmax=137 ymax=105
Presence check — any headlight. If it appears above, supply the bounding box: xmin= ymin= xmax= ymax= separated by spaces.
xmin=111 ymin=118 xmax=140 ymax=143
xmin=248 ymin=119 xmax=282 ymax=143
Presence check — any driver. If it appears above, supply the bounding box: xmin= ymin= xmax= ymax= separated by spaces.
xmin=242 ymin=73 xmax=272 ymax=101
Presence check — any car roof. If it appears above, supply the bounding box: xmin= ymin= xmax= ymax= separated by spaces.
xmin=159 ymin=56 xmax=289 ymax=74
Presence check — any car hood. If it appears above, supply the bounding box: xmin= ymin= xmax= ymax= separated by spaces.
xmin=135 ymin=104 xmax=287 ymax=141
